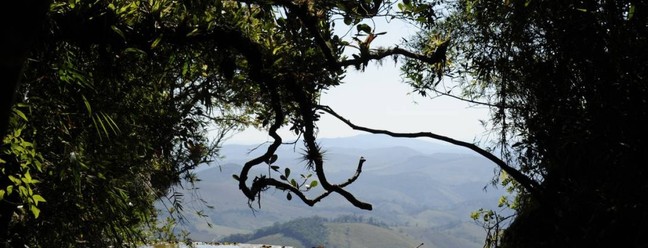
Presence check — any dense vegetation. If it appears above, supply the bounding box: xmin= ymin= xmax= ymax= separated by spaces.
xmin=423 ymin=1 xmax=648 ymax=247
xmin=1 ymin=0 xmax=647 ymax=247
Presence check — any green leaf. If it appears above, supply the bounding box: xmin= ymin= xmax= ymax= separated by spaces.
xmin=270 ymin=165 xmax=280 ymax=171
xmin=93 ymin=115 xmax=110 ymax=139
xmin=33 ymin=194 xmax=46 ymax=204
xmin=343 ymin=16 xmax=353 ymax=25
xmin=111 ymin=25 xmax=126 ymax=40
xmin=31 ymin=205 xmax=41 ymax=218
xmin=22 ymin=172 xmax=32 ymax=184
xmin=82 ymin=95 xmax=92 ymax=115
xmin=290 ymin=179 xmax=298 ymax=188
xmin=267 ymin=154 xmax=278 ymax=164
xmin=124 ymin=47 xmax=148 ymax=57
xmin=309 ymin=180 xmax=318 ymax=189
xmin=284 ymin=168 xmax=291 ymax=178
xmin=186 ymin=28 xmax=201 ymax=37
xmin=151 ymin=35 xmax=163 ymax=49
xmin=470 ymin=210 xmax=481 ymax=220
xmin=8 ymin=175 xmax=21 ymax=185
xmin=182 ymin=61 xmax=189 ymax=76
xmin=272 ymin=45 xmax=283 ymax=55
xmin=13 ymin=108 xmax=28 ymax=122
xmin=13 ymin=128 xmax=22 ymax=138
xmin=19 ymin=186 xmax=28 ymax=197
xmin=498 ymin=196 xmax=508 ymax=207
xmin=356 ymin=23 xmax=371 ymax=34
xmin=98 ymin=112 xmax=120 ymax=135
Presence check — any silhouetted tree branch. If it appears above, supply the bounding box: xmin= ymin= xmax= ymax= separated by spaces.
xmin=316 ymin=105 xmax=542 ymax=201
xmin=339 ymin=46 xmax=446 ymax=69
xmin=226 ymin=21 xmax=371 ymax=209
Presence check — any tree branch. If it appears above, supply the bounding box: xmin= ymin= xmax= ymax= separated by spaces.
xmin=272 ymin=0 xmax=445 ymax=72
xmin=247 ymin=156 xmax=367 ymax=208
xmin=316 ymin=105 xmax=543 ymax=200
xmin=220 ymin=16 xmax=371 ymax=209
xmin=339 ymin=46 xmax=445 ymax=69
xmin=339 ymin=157 xmax=366 ymax=188
xmin=287 ymin=76 xmax=372 ymax=210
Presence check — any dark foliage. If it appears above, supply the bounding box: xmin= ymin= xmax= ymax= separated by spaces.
xmin=406 ymin=0 xmax=648 ymax=247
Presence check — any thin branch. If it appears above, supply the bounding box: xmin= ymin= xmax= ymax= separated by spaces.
xmin=429 ymin=88 xmax=503 ymax=108
xmin=316 ymin=105 xmax=543 ymax=201
xmin=338 ymin=157 xmax=366 ymax=188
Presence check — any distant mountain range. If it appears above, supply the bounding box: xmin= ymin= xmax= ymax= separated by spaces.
xmin=167 ymin=135 xmax=510 ymax=248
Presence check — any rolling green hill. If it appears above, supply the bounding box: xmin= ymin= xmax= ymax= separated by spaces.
xmin=218 ymin=216 xmax=485 ymax=248
xmin=220 ymin=217 xmax=422 ymax=248
xmin=324 ymin=222 xmax=421 ymax=248
xmin=163 ymin=135 xmax=507 ymax=247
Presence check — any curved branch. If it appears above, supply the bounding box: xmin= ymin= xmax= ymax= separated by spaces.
xmin=339 ymin=156 xmax=366 ymax=188
xmin=236 ymin=76 xmax=284 ymax=202
xmin=317 ymin=105 xmax=543 ymax=201
xmin=223 ymin=15 xmax=370 ymax=209
xmin=286 ymin=75 xmax=372 ymax=210
xmin=428 ymin=88 xmax=504 ymax=108
xmin=248 ymin=156 xmax=367 ymax=208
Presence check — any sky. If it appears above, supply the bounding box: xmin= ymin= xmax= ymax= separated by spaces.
xmin=225 ymin=18 xmax=490 ymax=145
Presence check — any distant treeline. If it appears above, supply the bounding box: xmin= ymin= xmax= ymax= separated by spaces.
xmin=222 ymin=216 xmax=327 ymax=247
xmin=330 ymin=215 xmax=388 ymax=228
xmin=220 ymin=215 xmax=388 ymax=247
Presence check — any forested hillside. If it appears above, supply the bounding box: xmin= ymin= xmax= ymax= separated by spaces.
xmin=168 ymin=136 xmax=497 ymax=248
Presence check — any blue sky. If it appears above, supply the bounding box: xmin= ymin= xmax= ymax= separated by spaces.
xmin=226 ymin=18 xmax=490 ymax=145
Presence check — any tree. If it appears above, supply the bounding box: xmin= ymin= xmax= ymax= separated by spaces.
xmin=3 ymin=1 xmax=453 ymax=245
xmin=1 ymin=0 xmax=248 ymax=246
xmin=402 ymin=0 xmax=648 ymax=247
xmin=9 ymin=0 xmax=645 ymax=247
xmin=2 ymin=0 xmax=421 ymax=246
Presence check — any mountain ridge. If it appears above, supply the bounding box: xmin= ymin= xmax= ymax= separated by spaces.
xmin=169 ymin=135 xmax=507 ymax=247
